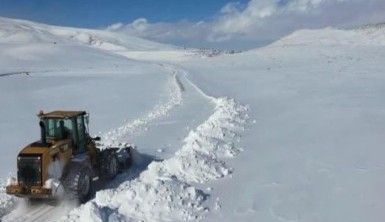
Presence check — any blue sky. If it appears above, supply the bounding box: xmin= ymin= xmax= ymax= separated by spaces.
xmin=0 ymin=0 xmax=248 ymax=28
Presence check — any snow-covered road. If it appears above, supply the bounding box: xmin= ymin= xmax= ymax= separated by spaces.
xmin=2 ymin=66 xmax=247 ymax=222
xmin=3 ymin=16 xmax=385 ymax=222
xmin=0 ymin=18 xmax=248 ymax=221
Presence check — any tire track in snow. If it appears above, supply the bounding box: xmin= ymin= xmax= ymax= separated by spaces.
xmin=101 ymin=65 xmax=184 ymax=147
xmin=0 ymin=71 xmax=30 ymax=77
xmin=3 ymin=202 xmax=48 ymax=222
xmin=3 ymin=200 xmax=75 ymax=222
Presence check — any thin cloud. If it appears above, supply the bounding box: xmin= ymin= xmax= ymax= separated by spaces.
xmin=107 ymin=0 xmax=385 ymax=49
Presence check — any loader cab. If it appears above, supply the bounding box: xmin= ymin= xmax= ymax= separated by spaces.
xmin=38 ymin=111 xmax=89 ymax=154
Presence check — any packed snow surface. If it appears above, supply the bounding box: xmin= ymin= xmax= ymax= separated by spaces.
xmin=1 ymin=17 xmax=385 ymax=222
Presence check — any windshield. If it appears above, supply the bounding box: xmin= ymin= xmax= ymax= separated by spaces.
xmin=44 ymin=118 xmax=73 ymax=139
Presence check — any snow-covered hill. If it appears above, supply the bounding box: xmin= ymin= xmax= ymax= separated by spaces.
xmin=272 ymin=25 xmax=385 ymax=47
xmin=1 ymin=17 xmax=385 ymax=222
xmin=0 ymin=17 xmax=176 ymax=49
xmin=0 ymin=17 xmax=184 ymax=73
xmin=179 ymin=27 xmax=385 ymax=222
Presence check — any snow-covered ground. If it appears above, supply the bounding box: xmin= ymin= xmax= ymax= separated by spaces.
xmin=1 ymin=17 xmax=385 ymax=222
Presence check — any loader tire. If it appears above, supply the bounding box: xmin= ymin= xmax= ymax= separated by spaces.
xmin=62 ymin=163 xmax=94 ymax=204
xmin=100 ymin=151 xmax=119 ymax=180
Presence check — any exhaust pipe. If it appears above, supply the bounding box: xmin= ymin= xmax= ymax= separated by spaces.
xmin=39 ymin=121 xmax=47 ymax=145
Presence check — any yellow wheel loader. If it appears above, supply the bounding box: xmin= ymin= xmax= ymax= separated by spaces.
xmin=6 ymin=111 xmax=132 ymax=203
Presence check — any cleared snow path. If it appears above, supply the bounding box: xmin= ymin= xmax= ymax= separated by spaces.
xmin=4 ymin=202 xmax=56 ymax=222
xmin=1 ymin=63 xmax=249 ymax=222
xmin=102 ymin=65 xmax=183 ymax=147
xmin=81 ymin=36 xmax=250 ymax=221
xmin=62 ymin=70 xmax=249 ymax=221
xmin=1 ymin=65 xmax=186 ymax=222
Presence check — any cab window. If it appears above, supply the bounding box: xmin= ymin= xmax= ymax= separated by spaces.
xmin=44 ymin=118 xmax=73 ymax=139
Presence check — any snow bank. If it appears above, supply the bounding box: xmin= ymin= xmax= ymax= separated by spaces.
xmin=157 ymin=98 xmax=248 ymax=183
xmin=63 ymin=97 xmax=248 ymax=221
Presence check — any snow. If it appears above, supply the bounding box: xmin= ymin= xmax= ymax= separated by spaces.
xmin=1 ymin=16 xmax=385 ymax=222
xmin=101 ymin=67 xmax=184 ymax=147
xmin=0 ymin=17 xmax=184 ymax=221
xmin=177 ymin=36 xmax=385 ymax=222
xmin=0 ymin=181 xmax=16 ymax=219
xmin=64 ymin=97 xmax=248 ymax=222
xmin=47 ymin=159 xmax=64 ymax=179
xmin=272 ymin=26 xmax=385 ymax=47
